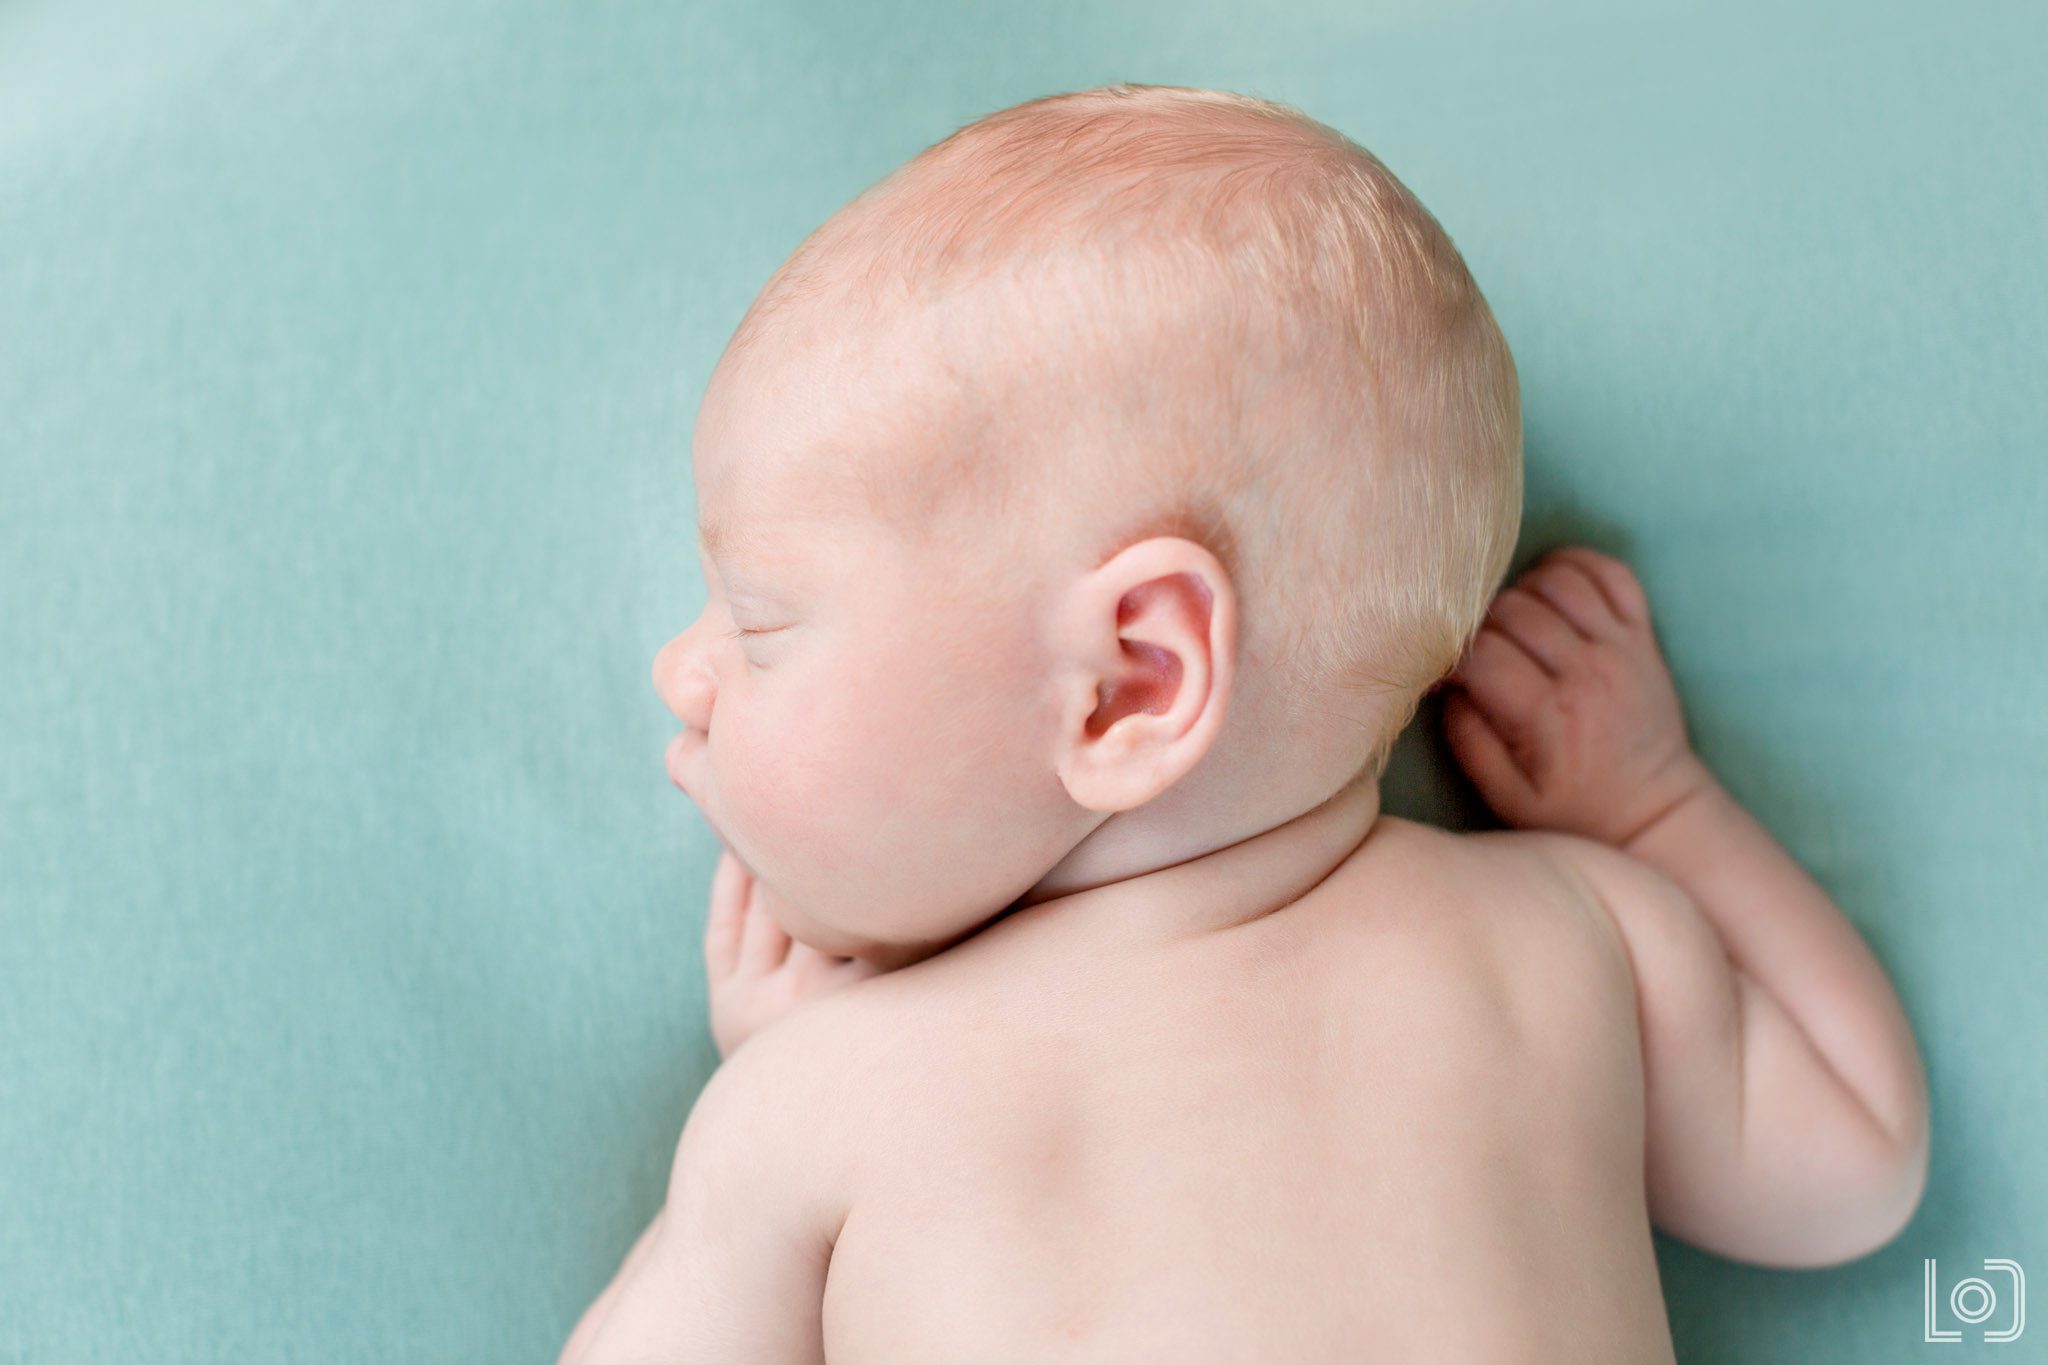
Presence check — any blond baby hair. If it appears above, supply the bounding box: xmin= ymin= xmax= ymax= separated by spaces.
xmin=724 ymin=84 xmax=1522 ymax=780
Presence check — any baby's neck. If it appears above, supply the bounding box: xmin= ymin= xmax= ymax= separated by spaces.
xmin=1001 ymin=770 xmax=1384 ymax=944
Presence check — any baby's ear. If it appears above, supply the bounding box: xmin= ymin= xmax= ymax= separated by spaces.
xmin=1048 ymin=536 xmax=1236 ymax=813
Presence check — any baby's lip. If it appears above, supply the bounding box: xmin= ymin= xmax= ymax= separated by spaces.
xmin=664 ymin=733 xmax=725 ymax=840
xmin=664 ymin=731 xmax=696 ymax=794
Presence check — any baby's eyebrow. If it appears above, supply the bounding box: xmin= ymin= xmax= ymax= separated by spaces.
xmin=697 ymin=516 xmax=754 ymax=562
xmin=697 ymin=518 xmax=793 ymax=592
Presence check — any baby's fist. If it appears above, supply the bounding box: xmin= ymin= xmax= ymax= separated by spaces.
xmin=702 ymin=848 xmax=880 ymax=1060
xmin=1443 ymin=547 xmax=1706 ymax=847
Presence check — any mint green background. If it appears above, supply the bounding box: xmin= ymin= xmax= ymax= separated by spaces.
xmin=2 ymin=1 xmax=2041 ymax=1359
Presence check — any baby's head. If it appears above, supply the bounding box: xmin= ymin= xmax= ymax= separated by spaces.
xmin=655 ymin=84 xmax=1521 ymax=966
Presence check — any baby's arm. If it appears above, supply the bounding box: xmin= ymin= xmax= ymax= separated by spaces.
xmin=556 ymin=852 xmax=880 ymax=1361
xmin=557 ymin=1209 xmax=665 ymax=1363
xmin=556 ymin=1025 xmax=845 ymax=1364
xmin=1445 ymin=546 xmax=1929 ymax=1267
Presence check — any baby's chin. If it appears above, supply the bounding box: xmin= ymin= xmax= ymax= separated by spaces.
xmin=769 ymin=881 xmax=959 ymax=969
xmin=763 ymin=881 xmax=868 ymax=955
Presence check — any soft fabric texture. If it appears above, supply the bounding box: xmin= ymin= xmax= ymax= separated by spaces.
xmin=1 ymin=0 xmax=2040 ymax=1359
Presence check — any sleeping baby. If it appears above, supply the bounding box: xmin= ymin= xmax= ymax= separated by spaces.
xmin=563 ymin=83 xmax=1930 ymax=1363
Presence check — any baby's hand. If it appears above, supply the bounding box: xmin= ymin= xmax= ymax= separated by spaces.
xmin=1443 ymin=546 xmax=1708 ymax=847
xmin=703 ymin=848 xmax=880 ymax=1060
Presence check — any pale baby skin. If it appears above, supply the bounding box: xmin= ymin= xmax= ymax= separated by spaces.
xmin=562 ymin=548 xmax=1931 ymax=1363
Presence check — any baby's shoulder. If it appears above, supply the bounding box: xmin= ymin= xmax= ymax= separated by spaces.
xmin=1332 ymin=816 xmax=1635 ymax=984
xmin=716 ymin=955 xmax=976 ymax=1129
xmin=1342 ymin=815 xmax=1603 ymax=911
xmin=724 ymin=966 xmax=938 ymax=1090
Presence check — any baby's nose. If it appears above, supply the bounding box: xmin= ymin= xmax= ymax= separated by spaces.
xmin=652 ymin=632 xmax=716 ymax=723
xmin=651 ymin=637 xmax=679 ymax=701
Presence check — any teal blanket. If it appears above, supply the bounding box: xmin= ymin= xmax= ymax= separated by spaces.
xmin=2 ymin=0 xmax=2040 ymax=1358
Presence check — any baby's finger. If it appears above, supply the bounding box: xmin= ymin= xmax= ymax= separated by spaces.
xmin=703 ymin=850 xmax=747 ymax=979
xmin=737 ymin=886 xmax=793 ymax=971
xmin=1526 ymin=555 xmax=1623 ymax=639
xmin=1444 ymin=688 xmax=1538 ymax=802
xmin=1486 ymin=589 xmax=1580 ymax=674
xmin=1540 ymin=548 xmax=1648 ymax=628
xmin=1450 ymin=624 xmax=1549 ymax=729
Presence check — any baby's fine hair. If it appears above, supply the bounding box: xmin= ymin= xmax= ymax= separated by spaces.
xmin=731 ymin=84 xmax=1523 ymax=780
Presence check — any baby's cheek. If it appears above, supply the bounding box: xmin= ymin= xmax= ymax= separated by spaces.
xmin=717 ymin=713 xmax=811 ymax=832
xmin=728 ymin=654 xmax=1010 ymax=939
xmin=725 ymin=693 xmax=882 ymax=864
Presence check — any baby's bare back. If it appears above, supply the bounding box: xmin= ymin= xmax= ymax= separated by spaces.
xmin=817 ymin=819 xmax=1677 ymax=1363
